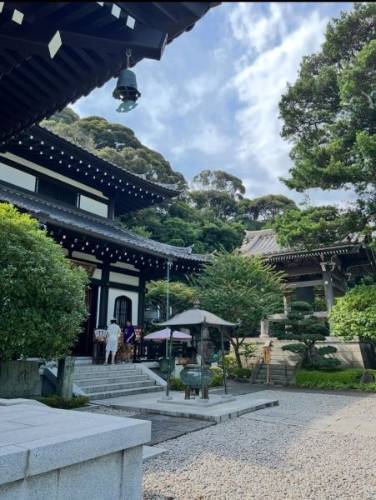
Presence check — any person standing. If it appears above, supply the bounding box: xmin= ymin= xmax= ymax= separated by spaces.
xmin=105 ymin=318 xmax=121 ymax=365
xmin=123 ymin=320 xmax=135 ymax=363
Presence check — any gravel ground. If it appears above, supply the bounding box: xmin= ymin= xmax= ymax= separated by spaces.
xmin=143 ymin=390 xmax=376 ymax=500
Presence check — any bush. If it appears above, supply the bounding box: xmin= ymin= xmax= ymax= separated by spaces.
xmin=295 ymin=369 xmax=376 ymax=391
xmin=209 ymin=367 xmax=224 ymax=387
xmin=232 ymin=367 xmax=252 ymax=381
xmin=330 ymin=284 xmax=376 ymax=341
xmin=37 ymin=395 xmax=89 ymax=409
xmin=0 ymin=203 xmax=88 ymax=361
xmin=169 ymin=377 xmax=185 ymax=391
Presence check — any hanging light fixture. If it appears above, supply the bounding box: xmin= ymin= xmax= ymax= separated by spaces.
xmin=113 ymin=49 xmax=141 ymax=112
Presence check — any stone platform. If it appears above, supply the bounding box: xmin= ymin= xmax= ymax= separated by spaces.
xmin=0 ymin=398 xmax=150 ymax=499
xmin=93 ymin=390 xmax=279 ymax=423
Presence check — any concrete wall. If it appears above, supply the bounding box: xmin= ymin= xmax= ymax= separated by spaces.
xmin=232 ymin=338 xmax=365 ymax=369
xmin=0 ymin=361 xmax=41 ymax=398
xmin=0 ymin=399 xmax=150 ymax=500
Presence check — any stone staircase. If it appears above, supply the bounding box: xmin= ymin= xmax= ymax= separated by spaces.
xmin=247 ymin=339 xmax=302 ymax=386
xmin=74 ymin=363 xmax=164 ymax=401
xmin=252 ymin=364 xmax=296 ymax=386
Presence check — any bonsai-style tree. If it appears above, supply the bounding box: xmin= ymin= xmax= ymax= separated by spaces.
xmin=0 ymin=203 xmax=88 ymax=361
xmin=330 ymin=284 xmax=376 ymax=341
xmin=275 ymin=301 xmax=340 ymax=369
xmin=192 ymin=253 xmax=284 ymax=367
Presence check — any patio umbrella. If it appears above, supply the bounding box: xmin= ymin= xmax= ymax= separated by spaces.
xmin=144 ymin=328 xmax=192 ymax=341
xmin=157 ymin=307 xmax=238 ymax=398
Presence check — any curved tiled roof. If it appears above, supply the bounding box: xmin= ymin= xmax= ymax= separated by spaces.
xmin=0 ymin=183 xmax=209 ymax=263
xmin=240 ymin=229 xmax=370 ymax=262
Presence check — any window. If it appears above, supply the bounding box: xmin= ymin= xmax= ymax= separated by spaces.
xmin=79 ymin=194 xmax=108 ymax=217
xmin=0 ymin=163 xmax=36 ymax=191
xmin=38 ymin=177 xmax=77 ymax=206
xmin=114 ymin=296 xmax=132 ymax=328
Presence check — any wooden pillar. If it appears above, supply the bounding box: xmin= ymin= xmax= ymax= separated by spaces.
xmin=98 ymin=261 xmax=110 ymax=328
xmin=321 ymin=261 xmax=335 ymax=312
xmin=137 ymin=273 xmax=146 ymax=327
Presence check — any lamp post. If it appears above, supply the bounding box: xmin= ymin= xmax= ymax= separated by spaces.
xmin=165 ymin=259 xmax=173 ymax=399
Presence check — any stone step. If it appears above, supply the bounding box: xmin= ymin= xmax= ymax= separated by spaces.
xmin=75 ymin=375 xmax=150 ymax=387
xmin=89 ymin=385 xmax=164 ymax=401
xmin=75 ymin=366 xmax=141 ymax=377
xmin=83 ymin=380 xmax=156 ymax=394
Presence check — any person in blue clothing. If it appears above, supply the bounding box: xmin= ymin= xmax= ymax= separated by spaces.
xmin=123 ymin=320 xmax=135 ymax=362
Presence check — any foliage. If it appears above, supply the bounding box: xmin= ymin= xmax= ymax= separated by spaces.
xmin=209 ymin=367 xmax=224 ymax=387
xmin=42 ymin=113 xmax=186 ymax=188
xmin=279 ymin=3 xmax=376 ymax=229
xmin=0 ymin=203 xmax=88 ymax=361
xmin=145 ymin=280 xmax=197 ymax=320
xmin=230 ymin=367 xmax=252 ymax=381
xmin=330 ymin=284 xmax=376 ymax=341
xmin=275 ymin=301 xmax=340 ymax=370
xmin=169 ymin=377 xmax=185 ymax=391
xmin=192 ymin=254 xmax=283 ymax=367
xmin=238 ymin=195 xmax=297 ymax=225
xmin=273 ymin=206 xmax=365 ymax=249
xmin=192 ymin=170 xmax=246 ymax=198
xmin=239 ymin=342 xmax=257 ymax=366
xmin=295 ymin=369 xmax=376 ymax=391
xmin=36 ymin=395 xmax=89 ymax=409
xmin=44 ymin=108 xmax=298 ymax=253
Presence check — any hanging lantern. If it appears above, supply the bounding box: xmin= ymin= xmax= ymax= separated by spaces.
xmin=113 ymin=49 xmax=141 ymax=112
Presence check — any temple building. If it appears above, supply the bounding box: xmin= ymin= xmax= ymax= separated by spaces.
xmin=240 ymin=228 xmax=376 ymax=336
xmin=0 ymin=2 xmax=217 ymax=357
xmin=0 ymin=125 xmax=209 ymax=356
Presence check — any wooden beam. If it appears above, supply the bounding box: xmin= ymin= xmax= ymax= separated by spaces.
xmin=285 ymin=279 xmax=323 ymax=289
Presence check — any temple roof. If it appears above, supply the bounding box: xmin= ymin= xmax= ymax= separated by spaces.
xmin=2 ymin=125 xmax=179 ymax=214
xmin=0 ymin=2 xmax=219 ymax=141
xmin=240 ymin=229 xmax=371 ymax=263
xmin=0 ymin=183 xmax=209 ymax=267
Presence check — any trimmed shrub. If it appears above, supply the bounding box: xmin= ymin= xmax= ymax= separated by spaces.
xmin=295 ymin=369 xmax=376 ymax=391
xmin=37 ymin=395 xmax=89 ymax=409
xmin=169 ymin=377 xmax=185 ymax=391
xmin=232 ymin=367 xmax=252 ymax=381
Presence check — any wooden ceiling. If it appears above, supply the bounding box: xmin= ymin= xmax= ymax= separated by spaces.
xmin=0 ymin=2 xmax=218 ymax=142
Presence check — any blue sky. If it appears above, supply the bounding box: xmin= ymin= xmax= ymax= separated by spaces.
xmin=73 ymin=2 xmax=354 ymax=206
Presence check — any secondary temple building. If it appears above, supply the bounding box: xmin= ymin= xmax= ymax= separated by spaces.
xmin=0 ymin=124 xmax=208 ymax=356
xmin=240 ymin=229 xmax=376 ymax=368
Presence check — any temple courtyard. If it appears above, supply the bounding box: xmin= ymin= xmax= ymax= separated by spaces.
xmin=135 ymin=388 xmax=376 ymax=500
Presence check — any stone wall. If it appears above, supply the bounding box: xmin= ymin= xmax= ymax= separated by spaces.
xmin=0 ymin=360 xmax=41 ymax=398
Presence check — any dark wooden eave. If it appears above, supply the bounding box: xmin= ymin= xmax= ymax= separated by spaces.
xmin=2 ymin=124 xmax=180 ymax=214
xmin=0 ymin=182 xmax=210 ymax=274
xmin=0 ymin=2 xmax=219 ymax=142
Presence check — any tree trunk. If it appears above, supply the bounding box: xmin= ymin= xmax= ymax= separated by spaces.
xmin=233 ymin=343 xmax=243 ymax=368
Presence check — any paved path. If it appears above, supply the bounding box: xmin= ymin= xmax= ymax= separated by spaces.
xmin=144 ymin=389 xmax=376 ymax=500
xmin=77 ymin=405 xmax=214 ymax=445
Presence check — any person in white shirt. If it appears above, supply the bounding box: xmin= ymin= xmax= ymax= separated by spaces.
xmin=105 ymin=318 xmax=121 ymax=365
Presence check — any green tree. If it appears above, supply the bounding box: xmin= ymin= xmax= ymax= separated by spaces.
xmin=192 ymin=170 xmax=246 ymax=198
xmin=275 ymin=301 xmax=339 ymax=369
xmin=330 ymin=284 xmax=376 ymax=341
xmin=0 ymin=203 xmax=88 ymax=361
xmin=146 ymin=280 xmax=197 ymax=321
xmin=192 ymin=253 xmax=284 ymax=367
xmin=279 ymin=3 xmax=376 ymax=225
xmin=42 ymin=111 xmax=186 ymax=188
xmin=238 ymin=195 xmax=297 ymax=224
xmin=273 ymin=205 xmax=365 ymax=249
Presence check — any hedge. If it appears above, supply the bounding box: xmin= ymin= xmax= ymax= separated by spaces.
xmin=295 ymin=369 xmax=376 ymax=391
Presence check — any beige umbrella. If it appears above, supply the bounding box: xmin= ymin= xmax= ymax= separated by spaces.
xmin=157 ymin=306 xmax=238 ymax=398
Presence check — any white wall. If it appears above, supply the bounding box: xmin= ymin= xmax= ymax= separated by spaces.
xmin=107 ymin=288 xmax=139 ymax=325
xmin=0 ymin=162 xmax=36 ymax=191
xmin=109 ymin=271 xmax=139 ymax=287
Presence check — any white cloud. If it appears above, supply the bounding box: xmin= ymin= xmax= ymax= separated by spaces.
xmin=228 ymin=3 xmax=329 ymax=183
